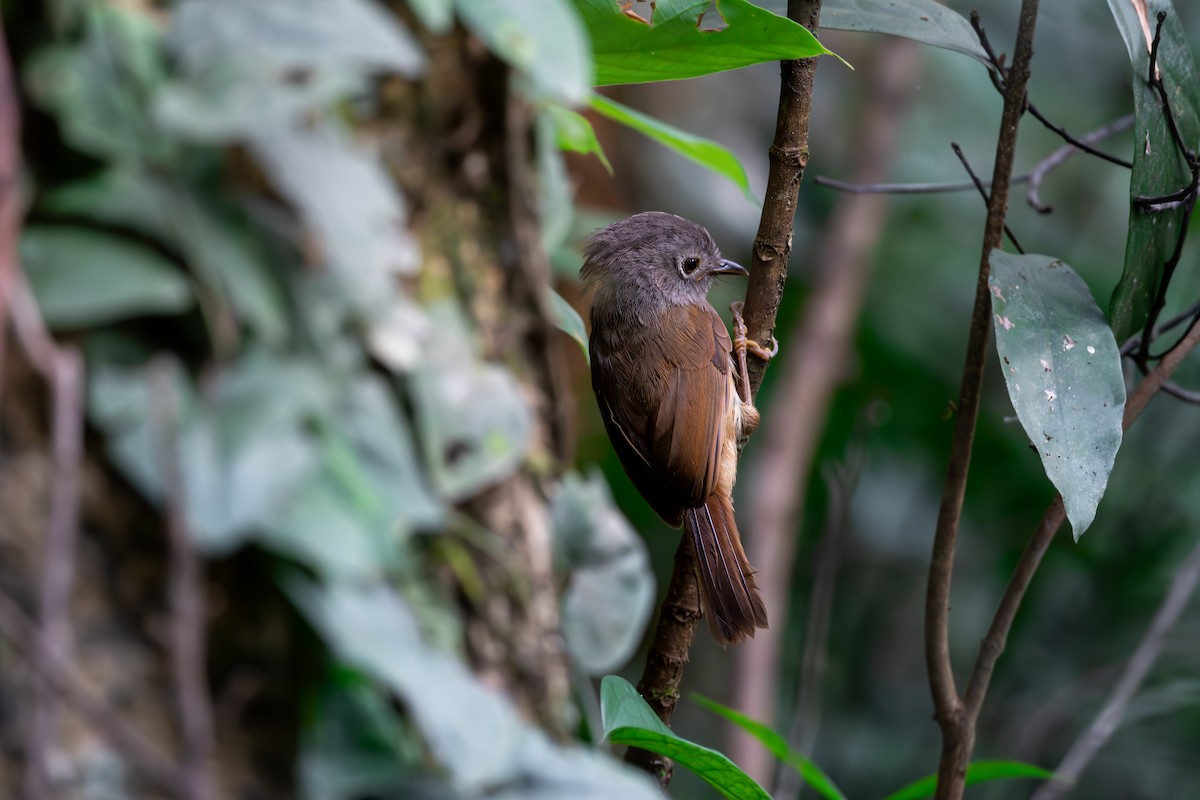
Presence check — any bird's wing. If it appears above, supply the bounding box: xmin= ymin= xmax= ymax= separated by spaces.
xmin=593 ymin=303 xmax=732 ymax=510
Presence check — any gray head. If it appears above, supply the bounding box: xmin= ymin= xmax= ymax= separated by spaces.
xmin=580 ymin=212 xmax=747 ymax=311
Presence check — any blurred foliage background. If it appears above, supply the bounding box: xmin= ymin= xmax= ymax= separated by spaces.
xmin=1 ymin=1 xmax=1199 ymax=799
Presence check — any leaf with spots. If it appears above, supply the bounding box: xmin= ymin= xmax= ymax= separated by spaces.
xmin=989 ymin=252 xmax=1126 ymax=540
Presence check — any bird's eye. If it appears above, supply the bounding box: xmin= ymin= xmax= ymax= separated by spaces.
xmin=681 ymin=257 xmax=701 ymax=276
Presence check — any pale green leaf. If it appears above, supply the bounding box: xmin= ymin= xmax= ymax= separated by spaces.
xmin=458 ymin=0 xmax=591 ymax=103
xmin=989 ymin=252 xmax=1126 ymax=540
xmin=21 ymin=227 xmax=192 ymax=327
xmin=547 ymin=287 xmax=590 ymax=364
xmin=545 ymin=105 xmax=612 ymax=173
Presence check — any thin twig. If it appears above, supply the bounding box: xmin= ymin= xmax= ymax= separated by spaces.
xmin=0 ymin=590 xmax=190 ymax=795
xmin=1026 ymin=114 xmax=1135 ymax=213
xmin=951 ymin=143 xmax=1025 ymax=254
xmin=1031 ymin=537 xmax=1200 ymax=800
xmin=151 ymin=360 xmax=216 ymax=800
xmin=924 ymin=3 xmax=1040 ymax=799
xmin=815 ymin=113 xmax=1133 ymax=213
xmin=970 ymin=11 xmax=1132 ymax=170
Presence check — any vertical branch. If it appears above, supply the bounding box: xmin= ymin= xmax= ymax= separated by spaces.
xmin=625 ymin=0 xmax=824 ymax=784
xmin=151 ymin=362 xmax=216 ymax=800
xmin=924 ymin=3 xmax=1040 ymax=798
xmin=731 ymin=38 xmax=921 ymax=786
xmin=0 ymin=22 xmax=15 ymax=399
xmin=0 ymin=20 xmax=88 ymax=800
xmin=24 ymin=347 xmax=83 ymax=800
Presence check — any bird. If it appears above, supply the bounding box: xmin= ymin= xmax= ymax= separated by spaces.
xmin=581 ymin=211 xmax=772 ymax=645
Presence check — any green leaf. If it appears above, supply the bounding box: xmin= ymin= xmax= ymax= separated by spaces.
xmin=576 ymin=0 xmax=834 ymax=86
xmin=547 ymin=287 xmax=590 ymax=364
xmin=249 ymin=125 xmax=420 ymax=310
xmin=409 ymin=302 xmax=534 ymax=502
xmin=458 ymin=0 xmax=591 ymax=103
xmin=45 ymin=169 xmax=289 ymax=344
xmin=691 ymin=694 xmax=846 ymax=800
xmin=590 ymin=93 xmax=755 ymax=201
xmin=600 ymin=675 xmax=770 ymax=800
xmin=552 ymin=472 xmax=654 ymax=673
xmin=989 ymin=252 xmax=1126 ymax=540
xmin=159 ymin=0 xmax=424 ymax=140
xmin=751 ymin=0 xmax=989 ymax=64
xmin=544 ymin=105 xmax=613 ymax=174
xmin=289 ymin=580 xmax=527 ymax=793
xmin=1106 ymin=0 xmax=1200 ymax=342
xmin=21 ymin=227 xmax=192 ymax=327
xmin=881 ymin=760 xmax=1055 ymax=800
xmin=24 ymin=5 xmax=171 ymax=162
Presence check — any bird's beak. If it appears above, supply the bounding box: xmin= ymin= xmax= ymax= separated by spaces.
xmin=711 ymin=259 xmax=749 ymax=277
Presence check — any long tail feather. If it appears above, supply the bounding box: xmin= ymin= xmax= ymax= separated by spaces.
xmin=684 ymin=493 xmax=768 ymax=645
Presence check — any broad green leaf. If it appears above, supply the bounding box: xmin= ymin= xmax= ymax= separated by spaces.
xmin=24 ymin=5 xmax=171 ymax=162
xmin=1106 ymin=0 xmax=1200 ymax=342
xmin=159 ymin=0 xmax=423 ymax=140
xmin=409 ymin=302 xmax=534 ymax=502
xmin=21 ymin=227 xmax=192 ymax=327
xmin=544 ymin=105 xmax=613 ymax=174
xmin=691 ymin=694 xmax=846 ymax=800
xmin=591 ymin=94 xmax=755 ymax=201
xmin=989 ymin=252 xmax=1126 ymax=540
xmin=547 ymin=287 xmax=590 ymax=364
xmin=600 ymin=675 xmax=770 ymax=800
xmin=250 ymin=125 xmax=420 ymax=309
xmin=289 ymin=581 xmax=527 ymax=793
xmin=552 ymin=472 xmax=654 ymax=673
xmin=881 ymin=760 xmax=1055 ymax=800
xmin=89 ymin=356 xmax=329 ymax=554
xmin=45 ymin=169 xmax=289 ymax=344
xmin=752 ymin=0 xmax=988 ymax=64
xmin=458 ymin=0 xmax=591 ymax=103
xmin=576 ymin=0 xmax=834 ymax=86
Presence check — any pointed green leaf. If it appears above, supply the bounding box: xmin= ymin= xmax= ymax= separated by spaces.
xmin=751 ymin=0 xmax=989 ymax=64
xmin=881 ymin=760 xmax=1054 ymax=800
xmin=1105 ymin=0 xmax=1200 ymax=342
xmin=544 ymin=105 xmax=613 ymax=174
xmin=989 ymin=252 xmax=1126 ymax=540
xmin=22 ymin=227 xmax=192 ymax=327
xmin=692 ymin=694 xmax=846 ymax=800
xmin=600 ymin=675 xmax=769 ymax=800
xmin=547 ymin=287 xmax=590 ymax=364
xmin=590 ymin=94 xmax=755 ymax=201
xmin=576 ymin=0 xmax=834 ymax=86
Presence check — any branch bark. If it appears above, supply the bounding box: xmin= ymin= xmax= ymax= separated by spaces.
xmin=924 ymin=3 xmax=1040 ymax=798
xmin=624 ymin=0 xmax=824 ymax=784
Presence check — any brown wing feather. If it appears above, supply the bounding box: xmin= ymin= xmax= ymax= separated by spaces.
xmin=590 ymin=303 xmax=733 ymax=520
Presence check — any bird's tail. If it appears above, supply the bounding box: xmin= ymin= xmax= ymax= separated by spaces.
xmin=684 ymin=493 xmax=768 ymax=646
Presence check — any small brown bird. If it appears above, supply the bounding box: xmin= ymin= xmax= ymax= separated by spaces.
xmin=581 ymin=211 xmax=771 ymax=645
